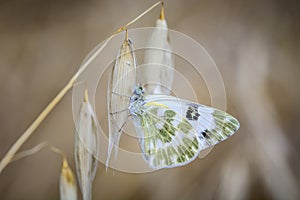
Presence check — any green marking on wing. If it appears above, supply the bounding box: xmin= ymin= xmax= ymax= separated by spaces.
xmin=164 ymin=110 xmax=176 ymax=118
xmin=176 ymin=137 xmax=199 ymax=163
xmin=149 ymin=107 xmax=159 ymax=115
xmin=158 ymin=121 xmax=175 ymax=143
xmin=177 ymin=119 xmax=193 ymax=134
xmin=213 ymin=110 xmax=239 ymax=135
xmin=198 ymin=109 xmax=240 ymax=147
xmin=138 ymin=107 xmax=200 ymax=169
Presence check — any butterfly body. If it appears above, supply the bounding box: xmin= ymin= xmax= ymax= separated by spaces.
xmin=128 ymin=86 xmax=146 ymax=116
xmin=127 ymin=86 xmax=240 ymax=169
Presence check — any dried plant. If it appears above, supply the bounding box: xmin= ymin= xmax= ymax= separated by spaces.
xmin=142 ymin=3 xmax=174 ymax=94
xmin=0 ymin=2 xmax=164 ymax=200
xmin=0 ymin=1 xmax=162 ymax=174
xmin=74 ymin=89 xmax=100 ymax=200
xmin=106 ymin=31 xmax=137 ymax=169
xmin=60 ymin=157 xmax=77 ymax=200
xmin=9 ymin=143 xmax=78 ymax=200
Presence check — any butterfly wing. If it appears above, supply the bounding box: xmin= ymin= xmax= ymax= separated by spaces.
xmin=198 ymin=146 xmax=214 ymax=159
xmin=146 ymin=95 xmax=240 ymax=149
xmin=133 ymin=95 xmax=239 ymax=169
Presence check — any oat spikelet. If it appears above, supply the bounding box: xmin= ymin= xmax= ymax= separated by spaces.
xmin=107 ymin=33 xmax=137 ymax=170
xmin=60 ymin=157 xmax=77 ymax=200
xmin=142 ymin=4 xmax=174 ymax=94
xmin=75 ymin=89 xmax=100 ymax=200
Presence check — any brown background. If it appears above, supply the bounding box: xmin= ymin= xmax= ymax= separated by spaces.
xmin=0 ymin=0 xmax=299 ymax=199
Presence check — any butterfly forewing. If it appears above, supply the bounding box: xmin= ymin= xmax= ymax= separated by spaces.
xmin=146 ymin=95 xmax=239 ymax=145
xmin=132 ymin=94 xmax=239 ymax=169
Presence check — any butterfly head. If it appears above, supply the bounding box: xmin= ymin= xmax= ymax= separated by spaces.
xmin=135 ymin=85 xmax=144 ymax=95
xmin=130 ymin=85 xmax=145 ymax=101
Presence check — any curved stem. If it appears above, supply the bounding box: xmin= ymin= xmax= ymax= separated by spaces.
xmin=0 ymin=80 xmax=73 ymax=174
xmin=0 ymin=1 xmax=162 ymax=174
xmin=11 ymin=142 xmax=48 ymax=162
xmin=11 ymin=142 xmax=67 ymax=162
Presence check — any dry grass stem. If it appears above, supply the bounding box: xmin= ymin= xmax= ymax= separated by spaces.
xmin=11 ymin=142 xmax=48 ymax=162
xmin=11 ymin=142 xmax=66 ymax=163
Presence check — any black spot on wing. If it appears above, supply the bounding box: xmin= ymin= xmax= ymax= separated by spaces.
xmin=186 ymin=106 xmax=200 ymax=121
xmin=201 ymin=129 xmax=209 ymax=139
xmin=186 ymin=113 xmax=193 ymax=120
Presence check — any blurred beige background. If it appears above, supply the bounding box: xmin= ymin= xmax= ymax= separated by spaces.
xmin=0 ymin=0 xmax=300 ymax=199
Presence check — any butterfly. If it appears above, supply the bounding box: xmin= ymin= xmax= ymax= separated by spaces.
xmin=110 ymin=85 xmax=240 ymax=170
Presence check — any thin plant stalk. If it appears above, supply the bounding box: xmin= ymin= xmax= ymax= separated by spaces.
xmin=11 ymin=142 xmax=67 ymax=163
xmin=0 ymin=1 xmax=162 ymax=174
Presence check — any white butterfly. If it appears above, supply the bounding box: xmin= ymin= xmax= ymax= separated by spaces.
xmin=107 ymin=33 xmax=239 ymax=170
xmin=110 ymin=85 xmax=240 ymax=169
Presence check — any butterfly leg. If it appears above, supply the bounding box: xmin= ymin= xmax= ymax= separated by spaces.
xmin=117 ymin=119 xmax=128 ymax=132
xmin=109 ymin=108 xmax=128 ymax=115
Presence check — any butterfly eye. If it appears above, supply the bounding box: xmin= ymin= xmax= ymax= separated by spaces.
xmin=135 ymin=87 xmax=142 ymax=95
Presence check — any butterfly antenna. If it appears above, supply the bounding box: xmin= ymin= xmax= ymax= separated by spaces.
xmin=112 ymin=91 xmax=130 ymax=98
